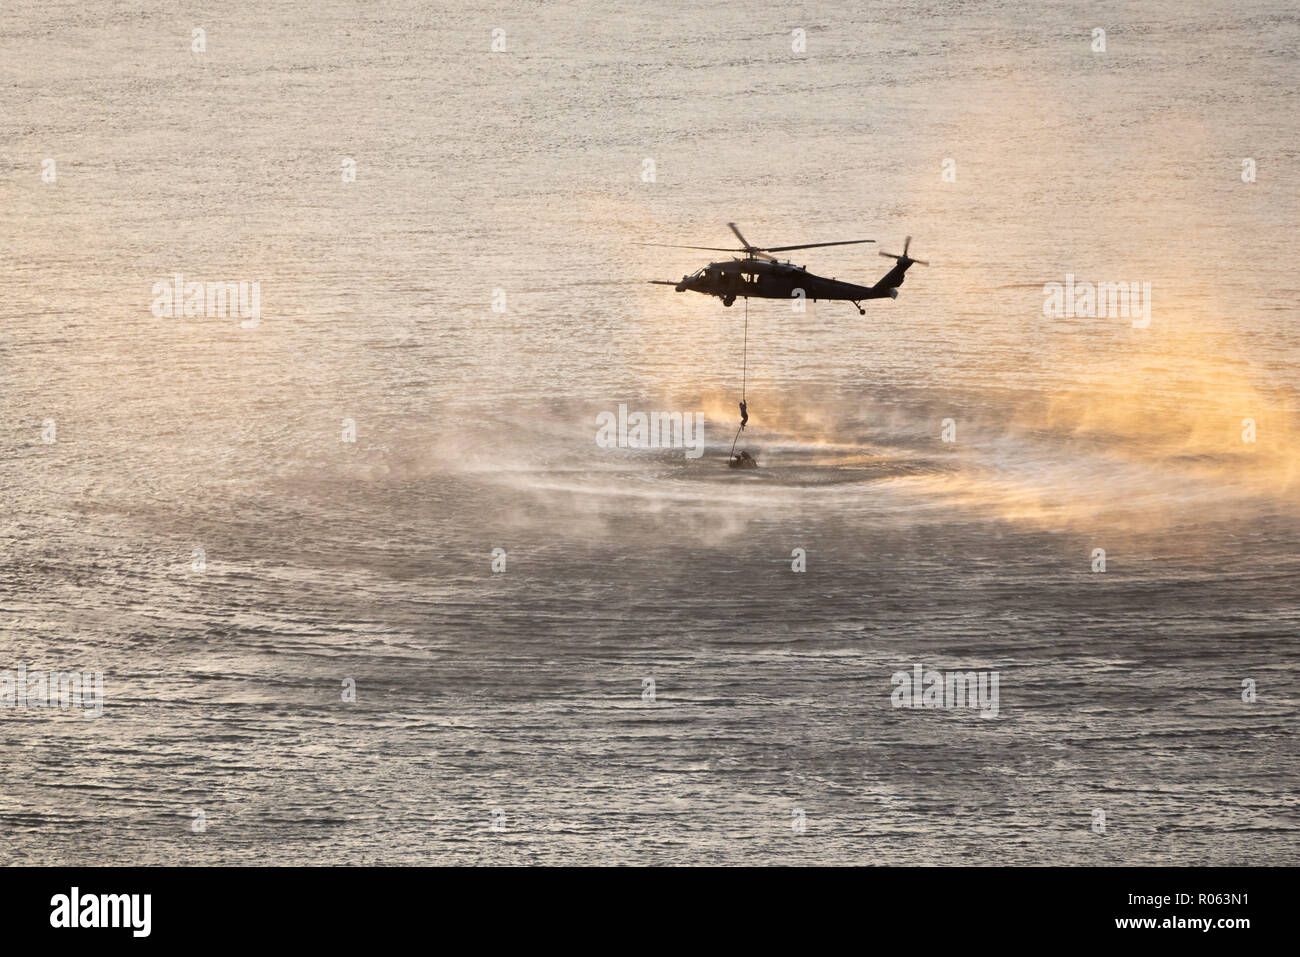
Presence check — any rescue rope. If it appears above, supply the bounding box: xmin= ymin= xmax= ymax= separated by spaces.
xmin=729 ymin=297 xmax=748 ymax=459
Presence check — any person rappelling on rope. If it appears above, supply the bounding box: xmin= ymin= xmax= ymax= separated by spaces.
xmin=729 ymin=400 xmax=756 ymax=468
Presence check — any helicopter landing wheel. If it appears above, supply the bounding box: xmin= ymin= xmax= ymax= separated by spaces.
xmin=858 ymin=308 xmax=865 ymax=315
xmin=722 ymin=295 xmax=735 ymax=307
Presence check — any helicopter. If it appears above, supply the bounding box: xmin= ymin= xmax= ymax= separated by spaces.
xmin=647 ymin=222 xmax=927 ymax=314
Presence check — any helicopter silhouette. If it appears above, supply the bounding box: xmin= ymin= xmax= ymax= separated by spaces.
xmin=648 ymin=222 xmax=927 ymax=314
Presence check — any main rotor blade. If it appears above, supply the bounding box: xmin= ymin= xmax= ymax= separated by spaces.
xmin=761 ymin=239 xmax=875 ymax=252
xmin=640 ymin=243 xmax=743 ymax=252
xmin=727 ymin=222 xmax=754 ymax=250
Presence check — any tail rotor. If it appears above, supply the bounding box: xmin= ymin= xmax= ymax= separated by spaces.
xmin=879 ymin=236 xmax=929 ymax=267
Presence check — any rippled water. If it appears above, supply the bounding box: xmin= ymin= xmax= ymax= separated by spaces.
xmin=2 ymin=0 xmax=1298 ymax=864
